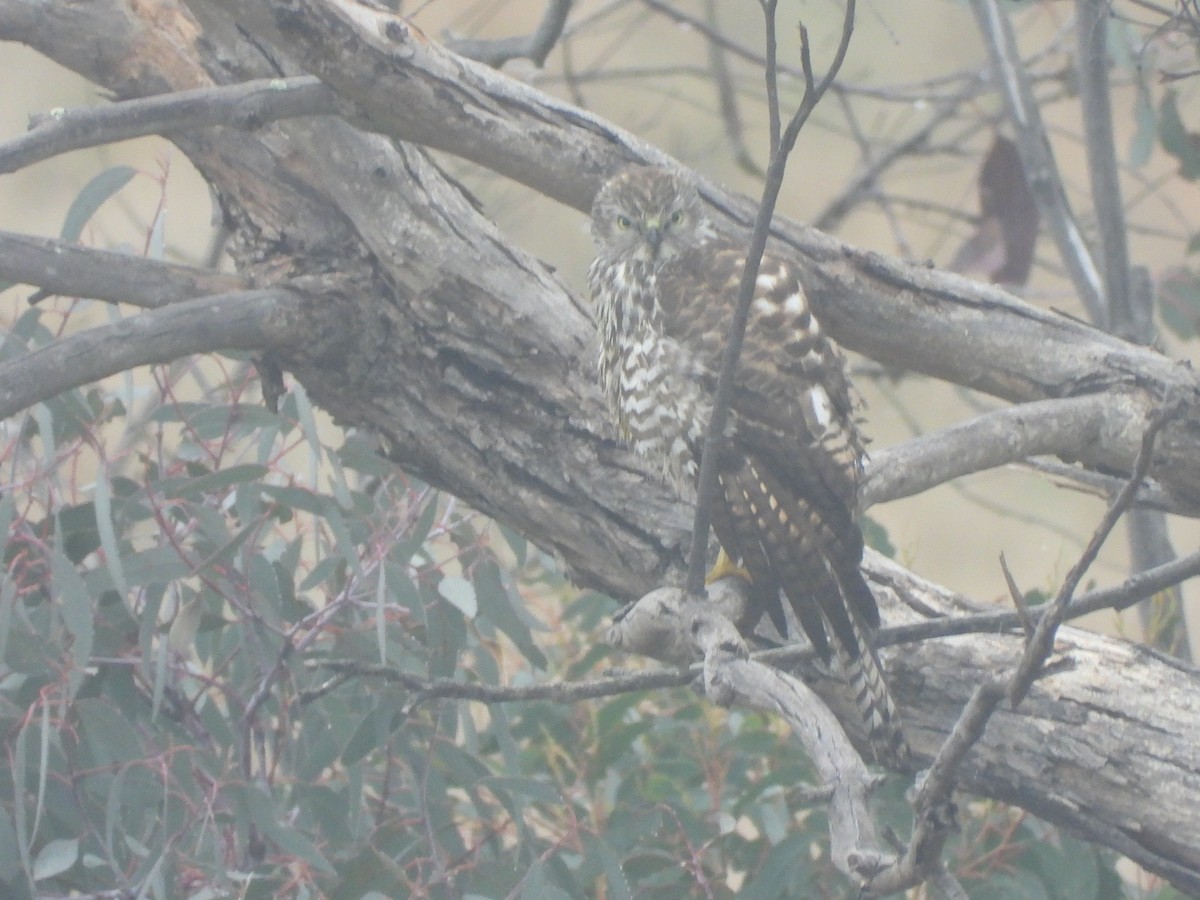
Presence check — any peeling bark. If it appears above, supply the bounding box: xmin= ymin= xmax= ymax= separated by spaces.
xmin=2 ymin=0 xmax=1200 ymax=890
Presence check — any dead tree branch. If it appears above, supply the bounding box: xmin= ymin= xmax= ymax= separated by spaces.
xmin=3 ymin=0 xmax=1200 ymax=889
xmin=0 ymin=288 xmax=304 ymax=419
xmin=444 ymin=0 xmax=572 ymax=68
xmin=0 ymin=229 xmax=248 ymax=308
xmin=0 ymin=76 xmax=334 ymax=174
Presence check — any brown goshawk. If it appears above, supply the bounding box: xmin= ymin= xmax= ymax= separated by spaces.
xmin=588 ymin=166 xmax=906 ymax=764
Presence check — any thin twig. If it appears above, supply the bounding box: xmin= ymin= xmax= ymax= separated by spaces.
xmin=832 ymin=89 xmax=913 ymax=257
xmin=300 ymin=540 xmax=1200 ymax=711
xmin=871 ymin=545 xmax=1200 ymax=648
xmin=998 ymin=552 xmax=1033 ymax=638
xmin=864 ymin=679 xmax=1003 ymax=896
xmin=760 ymin=0 xmax=782 ymax=153
xmin=684 ymin=0 xmax=856 ymax=598
xmin=1020 ymin=457 xmax=1193 ymax=516
xmin=1076 ymin=0 xmax=1133 ymax=334
xmin=1007 ymin=400 xmax=1176 ymax=704
xmin=703 ymin=0 xmax=763 ymax=177
xmin=304 ymin=657 xmax=694 ymax=709
xmin=444 ymin=0 xmax=572 ymax=68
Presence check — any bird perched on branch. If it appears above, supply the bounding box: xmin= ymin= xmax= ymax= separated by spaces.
xmin=587 ymin=165 xmax=907 ymax=765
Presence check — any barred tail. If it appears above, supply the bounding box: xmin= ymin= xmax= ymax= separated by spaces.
xmin=833 ymin=586 xmax=910 ymax=767
xmin=715 ymin=455 xmax=910 ymax=767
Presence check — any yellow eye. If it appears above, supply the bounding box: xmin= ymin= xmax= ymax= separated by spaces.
xmin=616 ymin=215 xmax=632 ymax=230
xmin=668 ymin=209 xmax=684 ymax=226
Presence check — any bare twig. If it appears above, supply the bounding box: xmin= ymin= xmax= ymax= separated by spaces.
xmin=0 ymin=76 xmax=333 ymax=174
xmin=865 ymin=680 xmax=1004 ymax=895
xmin=1007 ymin=401 xmax=1176 ymax=704
xmin=1020 ymin=457 xmax=1193 ymax=516
xmin=306 ymin=655 xmax=693 ymax=709
xmin=760 ymin=0 xmax=783 ymax=152
xmin=867 ymin=544 xmax=1200 ymax=650
xmin=302 ymin=541 xmax=1200 ymax=713
xmin=684 ymin=0 xmax=857 ymax=598
xmin=1076 ymin=0 xmax=1133 ymax=334
xmin=998 ymin=552 xmax=1033 ymax=638
xmin=702 ymin=0 xmax=763 ymax=177
xmin=1074 ymin=1 xmax=1189 ymax=658
xmin=638 ymin=0 xmax=804 ymax=81
xmin=444 ymin=0 xmax=572 ymax=68
xmin=1128 ymin=506 xmax=1190 ymax=654
xmin=832 ymin=88 xmax=914 ymax=256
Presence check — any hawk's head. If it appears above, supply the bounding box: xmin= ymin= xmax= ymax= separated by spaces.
xmin=589 ymin=166 xmax=713 ymax=266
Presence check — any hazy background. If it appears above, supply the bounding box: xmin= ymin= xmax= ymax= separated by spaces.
xmin=3 ymin=0 xmax=1197 ymax=644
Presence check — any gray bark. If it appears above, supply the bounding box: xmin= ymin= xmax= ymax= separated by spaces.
xmin=2 ymin=0 xmax=1200 ymax=890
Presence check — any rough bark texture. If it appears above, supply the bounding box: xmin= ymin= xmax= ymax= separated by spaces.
xmin=870 ymin=557 xmax=1200 ymax=890
xmin=3 ymin=0 xmax=1200 ymax=890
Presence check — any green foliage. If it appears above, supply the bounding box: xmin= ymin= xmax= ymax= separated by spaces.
xmin=60 ymin=166 xmax=138 ymax=243
xmin=861 ymin=515 xmax=895 ymax=559
xmin=0 ymin=327 xmax=868 ymax=898
xmin=944 ymin=803 xmax=1127 ymax=900
xmin=0 ymin=172 xmax=1145 ymax=900
xmin=0 ymin=310 xmax=1146 ymax=899
xmin=1158 ymin=92 xmax=1200 ymax=182
xmin=1159 ymin=266 xmax=1200 ymax=341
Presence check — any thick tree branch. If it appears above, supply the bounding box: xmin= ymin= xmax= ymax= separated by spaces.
xmin=868 ymin=558 xmax=1200 ymax=893
xmin=0 ymin=229 xmax=248 ymax=307
xmin=186 ymin=0 xmax=1200 ymax=505
xmin=5 ymin=0 xmax=1200 ymax=888
xmin=0 ymin=76 xmax=334 ymax=174
xmin=205 ymin=0 xmax=652 ymax=212
xmin=0 ymin=288 xmax=303 ymax=419
xmin=862 ymin=394 xmax=1110 ymax=507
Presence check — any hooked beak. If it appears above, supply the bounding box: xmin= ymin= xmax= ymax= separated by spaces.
xmin=643 ymin=219 xmax=663 ymax=256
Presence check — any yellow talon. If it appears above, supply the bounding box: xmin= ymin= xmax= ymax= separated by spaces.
xmin=705 ymin=547 xmax=753 ymax=585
